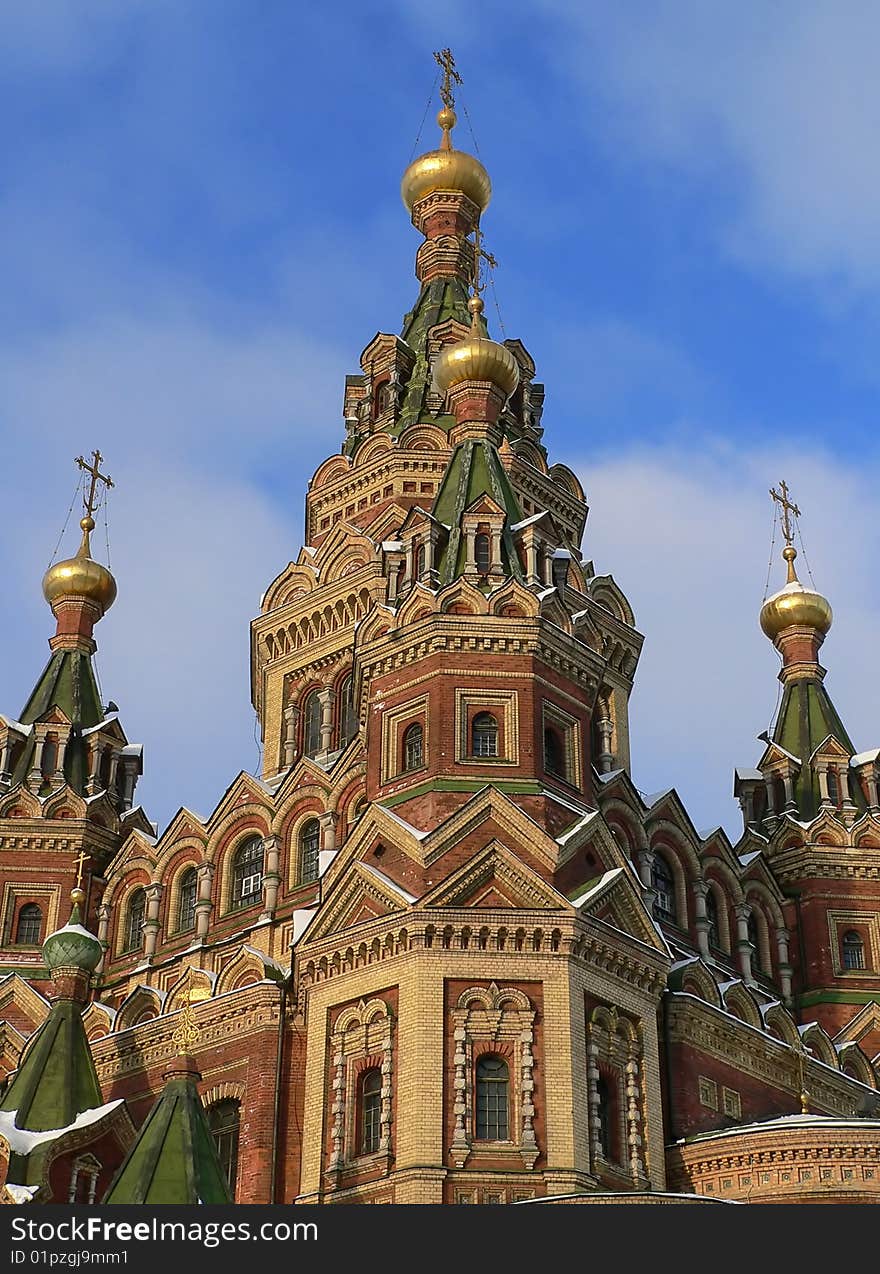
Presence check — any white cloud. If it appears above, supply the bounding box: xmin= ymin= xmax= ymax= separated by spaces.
xmin=543 ymin=1 xmax=880 ymax=290
xmin=563 ymin=437 xmax=880 ymax=837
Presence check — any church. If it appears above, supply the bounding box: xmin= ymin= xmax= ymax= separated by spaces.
xmin=0 ymin=51 xmax=877 ymax=1206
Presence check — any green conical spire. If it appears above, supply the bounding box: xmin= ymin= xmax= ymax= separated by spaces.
xmin=104 ymin=1054 xmax=232 ymax=1204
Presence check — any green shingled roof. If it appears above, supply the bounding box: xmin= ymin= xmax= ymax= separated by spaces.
xmin=0 ymin=999 xmax=103 ymax=1133
xmin=432 ymin=439 xmax=525 ymax=584
xmin=396 ymin=276 xmax=472 ymax=432
xmin=772 ymin=675 xmax=862 ymax=820
xmin=103 ymin=1061 xmax=232 ymax=1205
xmin=11 ymin=650 xmax=104 ymax=794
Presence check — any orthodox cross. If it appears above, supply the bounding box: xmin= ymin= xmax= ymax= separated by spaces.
xmin=434 ymin=47 xmax=462 ymax=110
xmin=770 ymin=479 xmax=801 ymax=548
xmin=75 ymin=450 xmax=114 ymax=520
xmin=472 ymin=223 xmax=498 ymax=297
xmin=73 ymin=849 xmax=89 ymax=889
xmin=171 ymin=967 xmax=201 ymax=1051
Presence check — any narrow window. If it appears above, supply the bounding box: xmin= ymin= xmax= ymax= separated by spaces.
xmin=403 ymin=722 xmax=424 ymax=772
xmin=359 ymin=1068 xmax=382 ymax=1155
xmin=475 ymin=1054 xmax=509 ymax=1141
xmin=543 ymin=725 xmax=566 ymax=778
xmin=232 ymin=837 xmax=264 ymax=909
xmin=842 ymin=930 xmax=865 ymax=970
xmin=302 ymin=691 xmax=322 ymax=758
xmin=471 ymin=712 xmax=499 ymax=758
xmin=208 ymin=1100 xmax=240 ymax=1198
xmin=415 ymin=541 xmax=426 ymax=577
xmin=177 ymin=867 xmax=198 ymax=932
xmin=124 ymin=888 xmax=146 ymax=952
xmin=705 ymin=889 xmax=719 ymax=949
xmin=596 ymin=1074 xmax=613 ymax=1158
xmin=475 ymin=533 xmax=491 ymax=576
xmin=15 ymin=904 xmax=42 ymax=946
xmin=339 ymin=675 xmax=357 ymax=746
xmin=651 ymin=854 xmax=676 ymax=924
xmin=300 ymin=819 xmax=320 ymax=884
xmin=827 ymin=768 xmax=840 ymax=806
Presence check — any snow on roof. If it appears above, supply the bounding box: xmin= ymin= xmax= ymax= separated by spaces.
xmin=738 ymin=850 xmax=763 ymax=866
xmin=555 ymin=809 xmax=600 ymax=847
xmin=644 ymin=789 xmax=673 ymax=807
xmin=0 ymin=715 xmax=30 ymax=735
xmin=678 ymin=1112 xmax=880 ymax=1146
xmin=46 ymin=922 xmax=98 ymax=943
xmin=359 ymin=862 xmax=418 ymax=905
xmin=509 ymin=511 xmax=547 ymax=532
xmin=851 ymin=749 xmax=880 ymax=767
xmin=6 ymin=1184 xmax=39 ymax=1203
xmin=376 ymin=805 xmax=428 ymax=840
xmin=381 ymin=540 xmax=404 ymax=552
xmin=570 ymin=867 xmax=624 ymax=909
xmin=0 ymin=1100 xmax=124 ymax=1155
xmin=596 ymin=768 xmax=625 ymax=785
xmin=734 ymin=768 xmax=764 ymax=783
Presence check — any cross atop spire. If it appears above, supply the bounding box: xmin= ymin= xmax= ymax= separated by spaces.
xmin=434 ymin=47 xmax=462 ymax=112
xmin=76 ymin=450 xmax=114 ymax=522
xmin=770 ymin=479 xmax=801 ymax=548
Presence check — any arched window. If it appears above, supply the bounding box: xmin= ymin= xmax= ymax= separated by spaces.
xmin=842 ymin=930 xmax=865 ymax=970
xmin=651 ymin=854 xmax=676 ymax=924
xmin=41 ymin=736 xmax=58 ymax=781
xmin=475 ymin=533 xmax=491 ymax=576
xmin=339 ymin=676 xmax=357 ymax=746
xmin=124 ymin=888 xmax=146 ymax=953
xmin=15 ymin=904 xmax=42 ymax=946
xmin=358 ymin=1068 xmax=382 ymax=1155
xmin=544 ymin=726 xmax=565 ymax=778
xmin=299 ymin=819 xmax=320 ymax=884
xmin=827 ymin=768 xmax=840 ymax=806
xmin=208 ymin=1100 xmax=240 ymax=1198
xmin=705 ymin=889 xmax=719 ymax=949
xmin=403 ymin=722 xmax=423 ymax=772
xmin=596 ymin=1074 xmax=612 ymax=1158
xmin=774 ymin=776 xmax=787 ymax=813
xmin=415 ymin=541 xmax=426 ymax=578
xmin=475 ymin=1054 xmax=509 ymax=1141
xmin=177 ymin=867 xmax=198 ymax=932
xmin=471 ymin=712 xmax=498 ymax=758
xmin=302 ymin=691 xmax=322 ymax=758
xmin=232 ymin=837 xmax=263 ymax=910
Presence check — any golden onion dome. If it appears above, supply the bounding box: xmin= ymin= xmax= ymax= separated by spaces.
xmin=759 ymin=546 xmax=832 ymax=639
xmin=401 ymin=108 xmax=492 ymax=214
xmin=434 ymin=296 xmax=520 ymax=400
xmin=42 ymin=517 xmax=117 ymax=612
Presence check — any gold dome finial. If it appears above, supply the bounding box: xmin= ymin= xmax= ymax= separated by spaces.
xmin=42 ymin=450 xmax=117 ymax=613
xmin=434 ymin=229 xmax=520 ymax=401
xmin=401 ymin=50 xmax=492 ymax=214
xmin=759 ymin=480 xmax=832 ymax=640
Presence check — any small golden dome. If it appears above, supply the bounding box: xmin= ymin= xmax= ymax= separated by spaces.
xmin=433 ymin=296 xmax=520 ymax=400
xmin=42 ymin=517 xmax=117 ymax=612
xmin=401 ymin=109 xmax=491 ymax=213
xmin=759 ymin=546 xmax=832 ymax=639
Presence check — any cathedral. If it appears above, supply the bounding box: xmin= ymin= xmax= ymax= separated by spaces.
xmin=0 ymin=52 xmax=878 ymax=1206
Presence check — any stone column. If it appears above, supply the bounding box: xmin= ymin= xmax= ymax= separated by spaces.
xmin=735 ymin=903 xmax=753 ymax=983
xmin=95 ymin=903 xmax=111 ymax=976
xmin=142 ymin=883 xmax=163 ymax=959
xmin=763 ymin=773 xmax=776 ymax=817
xmin=26 ymin=736 xmax=45 ymax=793
xmin=596 ymin=716 xmax=614 ymax=774
xmin=817 ymin=765 xmax=830 ymax=804
xmin=782 ymin=771 xmax=795 ymax=810
xmin=524 ymin=534 xmax=541 ymax=587
xmin=692 ymin=879 xmax=710 ymax=958
xmin=260 ymin=833 xmax=282 ymax=920
xmin=283 ymin=705 xmax=297 ymax=768
xmin=86 ymin=742 xmax=103 ymax=796
xmin=463 ymin=529 xmax=476 ymax=575
xmin=318 ymin=687 xmax=336 ymax=754
xmin=776 ymin=927 xmax=793 ymax=1006
xmin=490 ymin=527 xmax=503 ymax=574
xmin=0 ymin=737 xmax=12 ymax=788
xmin=195 ymin=862 xmax=215 ymax=941
xmin=865 ymin=767 xmax=880 ymax=811
xmin=636 ymin=848 xmax=655 ymax=912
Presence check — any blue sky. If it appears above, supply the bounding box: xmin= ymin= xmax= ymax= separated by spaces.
xmin=1 ymin=1 xmax=877 ymax=839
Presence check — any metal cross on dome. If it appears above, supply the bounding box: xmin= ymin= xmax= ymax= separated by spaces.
xmin=73 ymin=849 xmax=89 ymax=890
xmin=75 ymin=449 xmax=114 ymax=520
xmin=770 ymin=479 xmax=801 ymax=548
xmin=434 ymin=47 xmax=462 ymax=111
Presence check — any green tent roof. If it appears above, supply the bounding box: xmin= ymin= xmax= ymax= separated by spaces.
xmin=0 ymin=999 xmax=103 ymax=1133
xmin=11 ymin=649 xmax=104 ymax=794
xmin=103 ymin=1059 xmax=232 ymax=1205
xmin=772 ymin=675 xmax=862 ymax=820
xmin=432 ymin=438 xmax=525 ymax=584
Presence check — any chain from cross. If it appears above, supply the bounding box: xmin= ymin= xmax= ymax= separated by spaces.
xmin=433 ymin=47 xmax=462 ymax=111
xmin=75 ymin=450 xmax=114 ymax=521
xmin=472 ymin=223 xmax=498 ymax=297
xmin=770 ymin=479 xmax=801 ymax=548
xmin=73 ymin=849 xmax=89 ymax=889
